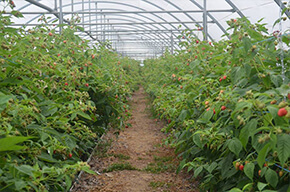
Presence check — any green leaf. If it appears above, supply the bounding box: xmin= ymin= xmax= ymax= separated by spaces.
xmin=257 ymin=182 xmax=267 ymax=191
xmin=194 ymin=166 xmax=203 ymax=178
xmin=242 ymin=36 xmax=252 ymax=54
xmin=0 ymin=136 xmax=33 ymax=152
xmin=178 ymin=110 xmax=188 ymax=121
xmin=229 ymin=188 xmax=243 ymax=192
xmin=277 ymin=134 xmax=290 ymax=167
xmin=206 ymin=162 xmax=217 ymax=173
xmin=199 ymin=109 xmax=213 ymax=124
xmin=77 ymin=111 xmax=92 ymax=120
xmin=244 ymin=163 xmax=255 ymax=181
xmin=265 ymin=168 xmax=278 ymax=188
xmin=257 ymin=143 xmax=270 ymax=168
xmin=65 ymin=175 xmax=72 ymax=191
xmin=239 ymin=119 xmax=257 ymax=149
xmin=38 ymin=152 xmax=59 ymax=163
xmin=0 ymin=94 xmax=13 ymax=105
xmin=41 ymin=105 xmax=58 ymax=117
xmin=233 ymin=101 xmax=252 ymax=115
xmin=228 ymin=138 xmax=242 ymax=157
xmin=270 ymin=75 xmax=281 ymax=87
xmin=81 ymin=166 xmax=98 ymax=175
xmin=15 ymin=180 xmax=26 ymax=191
xmin=15 ymin=165 xmax=35 ymax=178
xmin=192 ymin=134 xmax=202 ymax=148
xmin=242 ymin=183 xmax=253 ymax=191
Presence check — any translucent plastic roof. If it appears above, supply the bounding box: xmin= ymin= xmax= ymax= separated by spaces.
xmin=1 ymin=0 xmax=290 ymax=60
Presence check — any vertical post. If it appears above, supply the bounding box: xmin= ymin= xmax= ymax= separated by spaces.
xmin=71 ymin=0 xmax=73 ymax=12
xmin=170 ymin=32 xmax=173 ymax=54
xmin=54 ymin=0 xmax=57 ymax=10
xmin=110 ymin=24 xmax=113 ymax=43
xmin=100 ymin=10 xmax=102 ymax=42
xmin=103 ymin=15 xmax=106 ymax=42
xmin=95 ymin=2 xmax=98 ymax=40
xmin=107 ymin=19 xmax=110 ymax=42
xmin=89 ymin=0 xmax=91 ymax=35
xmin=59 ymin=0 xmax=63 ymax=34
xmin=203 ymin=0 xmax=208 ymax=41
xmin=82 ymin=0 xmax=84 ymax=29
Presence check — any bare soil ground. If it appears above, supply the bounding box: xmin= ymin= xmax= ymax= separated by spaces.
xmin=72 ymin=87 xmax=199 ymax=192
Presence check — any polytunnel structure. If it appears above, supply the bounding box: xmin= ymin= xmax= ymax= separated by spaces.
xmin=1 ymin=1 xmax=290 ymax=192
xmin=2 ymin=0 xmax=290 ymax=60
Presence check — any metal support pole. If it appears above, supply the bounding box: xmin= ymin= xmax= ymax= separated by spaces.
xmin=89 ymin=0 xmax=91 ymax=35
xmin=95 ymin=3 xmax=98 ymax=39
xmin=103 ymin=15 xmax=106 ymax=42
xmin=82 ymin=0 xmax=84 ymax=29
xmin=203 ymin=0 xmax=207 ymax=41
xmin=71 ymin=0 xmax=74 ymax=12
xmin=59 ymin=0 xmax=63 ymax=33
xmin=170 ymin=32 xmax=173 ymax=54
xmin=100 ymin=10 xmax=103 ymax=42
xmin=54 ymin=0 xmax=57 ymax=10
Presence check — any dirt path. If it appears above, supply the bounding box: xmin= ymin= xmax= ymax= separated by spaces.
xmin=72 ymin=87 xmax=199 ymax=192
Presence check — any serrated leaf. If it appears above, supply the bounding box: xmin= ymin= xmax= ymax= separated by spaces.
xmin=239 ymin=119 xmax=257 ymax=149
xmin=257 ymin=182 xmax=267 ymax=191
xmin=265 ymin=168 xmax=278 ymax=188
xmin=192 ymin=134 xmax=202 ymax=148
xmin=81 ymin=166 xmax=98 ymax=175
xmin=194 ymin=166 xmax=203 ymax=178
xmin=0 ymin=136 xmax=33 ymax=152
xmin=242 ymin=36 xmax=252 ymax=54
xmin=229 ymin=188 xmax=243 ymax=192
xmin=15 ymin=165 xmax=35 ymax=177
xmin=77 ymin=111 xmax=92 ymax=120
xmin=228 ymin=138 xmax=242 ymax=157
xmin=257 ymin=143 xmax=270 ymax=168
xmin=178 ymin=110 xmax=188 ymax=121
xmin=206 ymin=162 xmax=217 ymax=173
xmin=244 ymin=163 xmax=255 ymax=181
xmin=277 ymin=134 xmax=290 ymax=167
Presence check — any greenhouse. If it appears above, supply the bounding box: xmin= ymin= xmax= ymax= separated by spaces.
xmin=0 ymin=0 xmax=289 ymax=191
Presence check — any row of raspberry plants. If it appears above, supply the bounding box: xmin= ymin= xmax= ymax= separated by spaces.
xmin=143 ymin=18 xmax=290 ymax=191
xmin=0 ymin=9 xmax=141 ymax=191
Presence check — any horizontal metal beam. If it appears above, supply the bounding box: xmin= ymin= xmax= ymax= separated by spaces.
xmin=69 ymin=29 xmax=198 ymax=32
xmin=101 ymin=39 xmax=178 ymax=41
xmin=11 ymin=21 xmax=213 ymax=27
xmin=4 ymin=9 xmax=234 ymax=15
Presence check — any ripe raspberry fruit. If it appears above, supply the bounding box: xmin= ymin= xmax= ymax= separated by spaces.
xmin=278 ymin=108 xmax=287 ymax=117
xmin=239 ymin=164 xmax=244 ymax=171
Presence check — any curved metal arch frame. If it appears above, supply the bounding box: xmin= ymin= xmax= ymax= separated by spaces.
xmin=45 ymin=8 xmax=182 ymax=50
xmin=20 ymin=0 xmax=237 ymax=42
xmin=17 ymin=0 xmax=249 ymax=58
xmin=67 ymin=15 xmax=181 ymax=49
xmin=23 ymin=0 xmax=185 ymax=41
xmin=22 ymin=1 xmax=187 ymax=52
xmin=79 ymin=24 xmax=174 ymax=53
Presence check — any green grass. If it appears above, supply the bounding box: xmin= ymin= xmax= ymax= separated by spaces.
xmin=143 ymin=162 xmax=175 ymax=173
xmin=149 ymin=181 xmax=172 ymax=189
xmin=94 ymin=139 xmax=112 ymax=158
xmin=143 ymin=155 xmax=176 ymax=173
xmin=103 ymin=163 xmax=138 ymax=172
xmin=110 ymin=153 xmax=130 ymax=160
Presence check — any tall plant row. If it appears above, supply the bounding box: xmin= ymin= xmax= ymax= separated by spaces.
xmin=143 ymin=18 xmax=290 ymax=191
xmin=0 ymin=10 xmax=141 ymax=191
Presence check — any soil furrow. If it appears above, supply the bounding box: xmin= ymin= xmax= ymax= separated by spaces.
xmin=72 ymin=87 xmax=198 ymax=192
